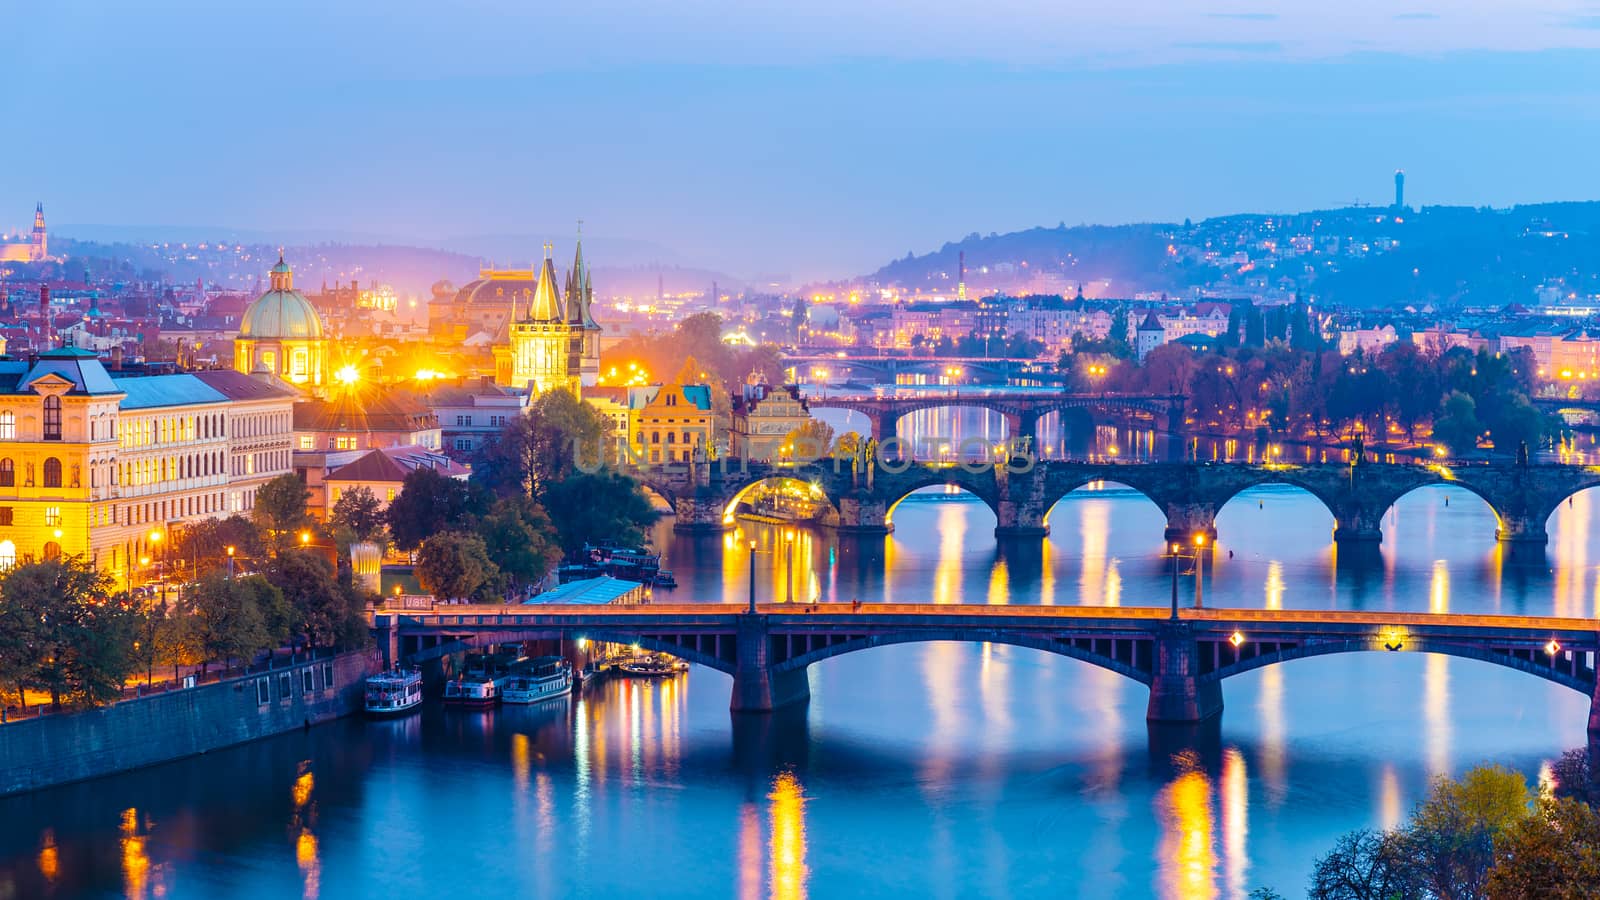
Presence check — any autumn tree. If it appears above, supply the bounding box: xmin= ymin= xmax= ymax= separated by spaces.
xmin=1485 ymin=797 xmax=1600 ymax=898
xmin=416 ymin=532 xmax=499 ymax=603
xmin=331 ymin=486 xmax=387 ymax=544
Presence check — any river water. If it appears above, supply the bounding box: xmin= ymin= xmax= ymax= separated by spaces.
xmin=4 ymin=414 xmax=1598 ymax=899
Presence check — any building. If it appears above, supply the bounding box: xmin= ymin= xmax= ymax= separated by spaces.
xmin=398 ymin=377 xmax=527 ymax=458
xmin=493 ymin=240 xmax=601 ymax=397
xmin=0 ymin=348 xmax=296 ymax=587
xmin=233 ymin=255 xmax=330 ymax=389
xmin=1136 ymin=312 xmax=1165 ymax=361
xmin=323 ymin=445 xmax=467 ymax=518
xmin=292 ymin=386 xmax=442 ymax=520
xmin=633 ymin=378 xmax=715 ymax=464
xmin=730 ymin=383 xmax=812 ymax=460
xmin=0 ymin=203 xmax=47 ymax=263
xmin=191 ymin=370 xmax=298 ymax=516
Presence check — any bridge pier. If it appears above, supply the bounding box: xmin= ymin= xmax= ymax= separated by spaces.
xmin=672 ymin=495 xmax=732 ymax=534
xmin=729 ymin=614 xmax=811 ymax=713
xmin=1146 ymin=623 xmax=1223 ymax=724
xmin=1495 ymin=516 xmax=1549 ymax=563
xmin=995 ymin=464 xmax=1049 ymax=538
xmin=375 ymin=614 xmax=400 ymax=669
xmin=1163 ymin=503 xmax=1217 ymax=547
xmin=835 ymin=496 xmax=892 ymax=535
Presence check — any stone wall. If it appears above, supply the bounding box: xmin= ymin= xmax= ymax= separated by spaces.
xmin=0 ymin=648 xmax=379 ymax=797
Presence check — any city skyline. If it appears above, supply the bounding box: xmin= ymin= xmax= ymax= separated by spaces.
xmin=10 ymin=1 xmax=1600 ymax=279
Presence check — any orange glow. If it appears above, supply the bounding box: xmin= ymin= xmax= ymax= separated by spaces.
xmin=768 ymin=771 xmax=809 ymax=900
xmin=1158 ymin=757 xmax=1218 ymax=899
xmin=37 ymin=829 xmax=58 ymax=884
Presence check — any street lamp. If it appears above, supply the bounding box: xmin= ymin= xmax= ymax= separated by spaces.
xmin=784 ymin=530 xmax=796 ymax=604
xmin=299 ymin=530 xmax=311 ymax=547
xmin=1193 ymin=533 xmax=1207 ymax=610
xmin=747 ymin=539 xmax=758 ymax=615
xmin=226 ymin=545 xmax=235 ymax=580
xmin=149 ymin=529 xmax=164 ymax=605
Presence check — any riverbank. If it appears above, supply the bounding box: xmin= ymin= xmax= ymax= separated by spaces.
xmin=0 ymin=648 xmax=378 ymax=797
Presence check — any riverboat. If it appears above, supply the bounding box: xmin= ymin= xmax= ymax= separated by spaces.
xmin=364 ymin=667 xmax=424 ymax=717
xmin=501 ymin=656 xmax=573 ymax=704
xmin=617 ymin=654 xmax=679 ymax=677
xmin=444 ymin=650 xmax=524 ymax=708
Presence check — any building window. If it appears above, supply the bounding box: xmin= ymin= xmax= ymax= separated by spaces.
xmin=42 ymin=457 xmax=62 ymax=488
xmin=43 ymin=542 xmax=60 ymax=561
xmin=322 ymin=663 xmax=334 ymax=688
xmin=44 ymin=506 xmax=60 ymax=526
xmin=278 ymin=672 xmax=291 ymax=699
xmin=0 ymin=411 xmax=13 ymax=440
xmin=386 ymin=488 xmax=396 ymax=502
xmin=299 ymin=435 xmax=313 ymax=450
xmin=42 ymin=396 xmax=62 ymax=440
xmin=0 ymin=540 xmax=13 ymax=570
xmin=303 ymin=668 xmax=315 ymax=693
xmin=0 ymin=508 xmax=11 ymax=526
xmin=335 ymin=437 xmax=357 ymax=450
xmin=0 ymin=458 xmax=12 ymax=487
xmin=454 ymin=438 xmax=472 ymax=451
xmin=257 ymin=677 xmax=270 ymax=705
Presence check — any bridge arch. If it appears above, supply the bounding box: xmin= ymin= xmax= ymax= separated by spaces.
xmin=770 ymin=632 xmax=1155 ymax=686
xmin=717 ymin=476 xmax=841 ymax=527
xmin=1207 ymin=639 xmax=1593 ymax=695
xmin=460 ymin=628 xmax=739 ymax=676
xmin=1042 ymin=479 xmax=1165 ymax=530
xmin=882 ymin=479 xmax=1001 ymax=529
xmin=1375 ymin=480 xmax=1506 ymax=543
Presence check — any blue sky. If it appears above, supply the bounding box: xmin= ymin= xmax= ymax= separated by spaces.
xmin=6 ymin=1 xmax=1600 ymax=280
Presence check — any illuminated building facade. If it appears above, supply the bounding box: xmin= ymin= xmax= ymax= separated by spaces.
xmin=0 ymin=203 xmax=47 ymax=263
xmin=233 ymin=255 xmax=330 ymax=389
xmin=731 ymin=384 xmax=812 ymax=460
xmin=0 ymin=349 xmax=296 ymax=587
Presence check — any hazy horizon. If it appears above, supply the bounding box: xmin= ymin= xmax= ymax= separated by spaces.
xmin=8 ymin=1 xmax=1600 ymax=281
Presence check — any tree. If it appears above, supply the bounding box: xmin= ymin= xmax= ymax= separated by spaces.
xmin=180 ymin=573 xmax=288 ymax=673
xmin=330 ymin=486 xmax=386 ymax=544
xmin=1308 ymin=829 xmax=1421 ymax=900
xmin=0 ymin=557 xmax=137 ymax=708
xmin=416 ymin=532 xmax=499 ymax=603
xmin=253 ymin=474 xmax=312 ymax=554
xmin=1401 ymin=765 xmax=1532 ymax=900
xmin=783 ymin=419 xmax=835 ymax=463
xmin=264 ymin=552 xmax=366 ymax=649
xmin=1433 ymin=391 xmax=1482 ymax=456
xmin=542 ymin=471 xmax=658 ymax=557
xmin=471 ymin=390 xmax=611 ymax=502
xmin=1485 ymin=797 xmax=1600 ymax=898
xmin=386 ymin=467 xmax=477 ymax=551
xmin=1484 ymin=393 xmax=1545 ymax=456
xmin=476 ymin=497 xmax=557 ymax=599
xmin=172 ymin=515 xmax=265 ymax=577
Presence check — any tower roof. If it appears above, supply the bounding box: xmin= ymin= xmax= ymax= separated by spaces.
xmin=526 ymin=245 xmax=563 ymax=322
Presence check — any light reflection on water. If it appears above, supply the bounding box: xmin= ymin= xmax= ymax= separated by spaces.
xmin=7 ymin=455 xmax=1600 ymax=898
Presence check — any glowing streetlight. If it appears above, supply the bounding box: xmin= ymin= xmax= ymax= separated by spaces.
xmin=746 ymin=539 xmax=758 ymax=614
xmin=334 ymin=364 xmax=360 ymax=386
xmin=226 ymin=544 xmax=236 ymax=579
xmin=299 ymin=531 xmax=311 ymax=546
xmin=1229 ymin=631 xmax=1245 ymax=649
xmin=784 ymin=530 xmax=796 ymax=605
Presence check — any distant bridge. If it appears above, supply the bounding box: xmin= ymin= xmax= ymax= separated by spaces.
xmin=632 ymin=458 xmax=1600 ymax=556
xmin=784 ymin=355 xmax=1049 ymax=385
xmin=374 ymin=603 xmax=1600 ymax=757
xmin=805 ymin=390 xmax=1186 ymax=449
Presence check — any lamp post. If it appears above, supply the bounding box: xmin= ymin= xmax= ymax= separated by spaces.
xmin=1169 ymin=542 xmax=1180 ymax=620
xmin=1193 ymin=533 xmax=1207 ymax=610
xmin=747 ymin=539 xmax=758 ymax=615
xmin=148 ymin=529 xmax=163 ymax=606
xmin=226 ymin=545 xmax=235 ymax=580
xmin=784 ymin=530 xmax=795 ymax=604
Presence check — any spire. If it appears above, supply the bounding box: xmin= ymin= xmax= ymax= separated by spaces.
xmin=527 ymin=244 xmax=562 ymax=321
xmin=269 ymin=252 xmax=293 ymax=291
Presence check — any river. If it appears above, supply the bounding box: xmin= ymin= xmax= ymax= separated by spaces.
xmin=2 ymin=412 xmax=1597 ymax=899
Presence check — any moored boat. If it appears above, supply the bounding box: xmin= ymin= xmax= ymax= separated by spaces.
xmin=501 ymin=656 xmax=573 ymax=704
xmin=617 ymin=654 xmax=678 ymax=677
xmin=443 ymin=649 xmax=525 ymax=708
xmin=364 ymin=667 xmax=424 ymax=717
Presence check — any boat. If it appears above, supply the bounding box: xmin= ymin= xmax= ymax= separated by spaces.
xmin=364 ymin=667 xmax=423 ymax=718
xmin=654 ymin=569 xmax=678 ymax=588
xmin=501 ymin=656 xmax=573 ymax=704
xmin=443 ymin=649 xmax=525 ymax=708
xmin=617 ymin=654 xmax=679 ymax=677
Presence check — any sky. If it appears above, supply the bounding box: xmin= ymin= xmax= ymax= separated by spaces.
xmin=6 ymin=1 xmax=1600 ymax=281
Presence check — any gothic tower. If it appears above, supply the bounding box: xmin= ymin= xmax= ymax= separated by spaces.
xmin=506 ymin=244 xmax=581 ymax=397
xmin=564 ymin=224 xmax=602 ymax=387
xmin=30 ymin=202 xmax=46 ymax=261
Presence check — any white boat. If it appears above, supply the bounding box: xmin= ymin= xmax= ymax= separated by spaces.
xmin=444 ymin=650 xmax=524 ymax=708
xmin=365 ymin=668 xmax=424 ymax=718
xmin=617 ymin=655 xmax=678 ymax=677
xmin=501 ymin=656 xmax=573 ymax=704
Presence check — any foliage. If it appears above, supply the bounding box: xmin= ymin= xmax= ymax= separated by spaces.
xmin=385 ymin=466 xmax=478 ymax=551
xmin=1548 ymin=749 xmax=1593 ymax=804
xmin=1433 ymin=392 xmax=1482 ymax=456
xmin=330 ymin=486 xmax=387 ymax=544
xmin=783 ymin=418 xmax=836 ymax=462
xmin=416 ymin=532 xmax=499 ymax=603
xmin=176 ymin=573 xmax=290 ymax=672
xmin=542 ymin=471 xmax=658 ymax=557
xmin=475 ymin=497 xmax=557 ymax=599
xmin=172 ymin=515 xmax=266 ymax=576
xmin=1484 ymin=797 xmax=1600 ymax=898
xmin=253 ymin=474 xmax=313 ymax=554
xmin=263 ymin=551 xmax=367 ymax=649
xmin=471 ymin=390 xmax=611 ymax=501
xmin=0 ymin=557 xmax=138 ymax=709
xmin=1308 ymin=829 xmax=1420 ymax=900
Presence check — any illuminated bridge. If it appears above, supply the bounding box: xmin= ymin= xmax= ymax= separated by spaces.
xmin=374 ymin=604 xmax=1600 ymax=756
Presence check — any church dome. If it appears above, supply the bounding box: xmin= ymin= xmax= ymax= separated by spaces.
xmin=240 ymin=255 xmax=324 ymax=339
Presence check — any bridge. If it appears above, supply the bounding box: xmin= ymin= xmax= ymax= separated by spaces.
xmin=373 ymin=603 xmax=1600 ymax=759
xmin=632 ymin=457 xmax=1600 ymax=556
xmin=805 ymin=390 xmax=1187 ymax=450
xmin=784 ymin=355 xmax=1048 ymax=385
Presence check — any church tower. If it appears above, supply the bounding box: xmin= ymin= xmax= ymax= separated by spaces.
xmin=30 ymin=203 xmax=46 ymax=261
xmin=505 ymin=244 xmax=581 ymax=397
xmin=564 ymin=224 xmax=602 ymax=387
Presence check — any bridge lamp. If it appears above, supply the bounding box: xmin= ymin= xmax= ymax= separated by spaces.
xmin=1229 ymin=631 xmax=1245 ymax=649
xmin=1383 ymin=628 xmax=1404 ymax=651
xmin=631 ymin=643 xmax=641 ymax=652
xmin=1546 ymin=639 xmax=1562 ymax=656
xmin=577 ymin=637 xmax=589 ymax=650
xmin=1193 ymin=533 xmax=1206 ymax=548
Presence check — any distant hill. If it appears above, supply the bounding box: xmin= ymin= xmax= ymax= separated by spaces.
xmin=858 ymin=202 xmax=1600 ymax=308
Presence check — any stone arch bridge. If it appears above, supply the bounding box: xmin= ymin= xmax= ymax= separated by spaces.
xmin=374 ymin=604 xmax=1600 ymax=763
xmin=635 ymin=458 xmax=1600 ymax=556
xmin=806 ymin=391 xmax=1187 ymax=451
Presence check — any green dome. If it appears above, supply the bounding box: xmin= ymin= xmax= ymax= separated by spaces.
xmin=240 ymin=288 xmax=324 ymax=339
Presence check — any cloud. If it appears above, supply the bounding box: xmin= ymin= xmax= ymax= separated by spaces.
xmin=1172 ymin=40 xmax=1284 ymax=53
xmin=1206 ymin=12 xmax=1279 ymax=21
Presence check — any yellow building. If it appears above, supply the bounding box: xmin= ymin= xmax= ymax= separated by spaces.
xmin=234 ymin=254 xmax=330 ymax=389
xmin=730 ymin=384 xmax=813 ymax=460
xmin=0 ymin=349 xmax=297 ymax=586
xmin=489 ymin=237 xmax=603 ymax=397
xmin=633 ymin=381 xmax=715 ymax=464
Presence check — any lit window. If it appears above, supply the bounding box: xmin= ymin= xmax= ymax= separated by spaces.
xmin=44 ymin=506 xmax=60 ymax=526
xmin=386 ymin=488 xmax=396 ymax=502
xmin=299 ymin=435 xmax=313 ymax=450
xmin=0 ymin=539 xmax=13 ymax=570
xmin=0 ymin=411 xmax=13 ymax=440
